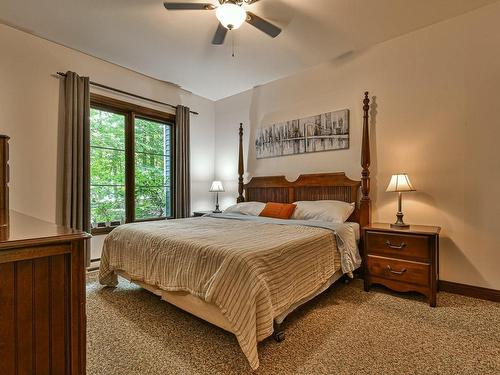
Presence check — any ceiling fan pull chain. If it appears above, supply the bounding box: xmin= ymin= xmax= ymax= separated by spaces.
xmin=232 ymin=32 xmax=235 ymax=58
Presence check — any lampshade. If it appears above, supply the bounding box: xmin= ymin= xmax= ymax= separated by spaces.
xmin=386 ymin=174 xmax=416 ymax=192
xmin=216 ymin=2 xmax=247 ymax=30
xmin=209 ymin=180 xmax=225 ymax=192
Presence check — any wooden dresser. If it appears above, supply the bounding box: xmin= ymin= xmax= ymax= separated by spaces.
xmin=363 ymin=223 xmax=441 ymax=306
xmin=0 ymin=210 xmax=90 ymax=375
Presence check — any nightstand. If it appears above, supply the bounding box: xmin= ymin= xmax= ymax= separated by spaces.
xmin=363 ymin=223 xmax=441 ymax=307
xmin=192 ymin=211 xmax=213 ymax=217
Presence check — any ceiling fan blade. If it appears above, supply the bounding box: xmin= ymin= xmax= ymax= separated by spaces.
xmin=163 ymin=2 xmax=216 ymax=10
xmin=212 ymin=23 xmax=228 ymax=45
xmin=245 ymin=11 xmax=281 ymax=38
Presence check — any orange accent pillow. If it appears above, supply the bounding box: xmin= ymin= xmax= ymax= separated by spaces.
xmin=259 ymin=202 xmax=297 ymax=219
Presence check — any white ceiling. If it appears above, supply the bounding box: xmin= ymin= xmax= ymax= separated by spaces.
xmin=0 ymin=0 xmax=497 ymax=100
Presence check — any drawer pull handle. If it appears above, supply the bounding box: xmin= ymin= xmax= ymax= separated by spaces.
xmin=385 ymin=241 xmax=407 ymax=249
xmin=386 ymin=265 xmax=407 ymax=275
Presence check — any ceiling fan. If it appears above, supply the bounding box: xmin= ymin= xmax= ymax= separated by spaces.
xmin=163 ymin=0 xmax=282 ymax=45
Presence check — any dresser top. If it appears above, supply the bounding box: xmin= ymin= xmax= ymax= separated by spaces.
xmin=0 ymin=210 xmax=90 ymax=249
xmin=365 ymin=222 xmax=441 ymax=235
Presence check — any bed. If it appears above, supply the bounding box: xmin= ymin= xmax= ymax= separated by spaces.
xmin=99 ymin=92 xmax=373 ymax=370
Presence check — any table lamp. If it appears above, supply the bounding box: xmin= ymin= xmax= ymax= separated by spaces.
xmin=386 ymin=173 xmax=415 ymax=229
xmin=209 ymin=180 xmax=224 ymax=213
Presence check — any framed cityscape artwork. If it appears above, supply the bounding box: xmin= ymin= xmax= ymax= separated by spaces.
xmin=255 ymin=109 xmax=349 ymax=159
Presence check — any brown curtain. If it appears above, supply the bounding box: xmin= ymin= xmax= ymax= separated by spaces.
xmin=174 ymin=105 xmax=191 ymax=218
xmin=62 ymin=71 xmax=91 ymax=263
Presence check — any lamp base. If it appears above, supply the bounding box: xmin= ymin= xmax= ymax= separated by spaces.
xmin=390 ymin=223 xmax=410 ymax=229
xmin=391 ymin=212 xmax=409 ymax=229
xmin=212 ymin=202 xmax=222 ymax=214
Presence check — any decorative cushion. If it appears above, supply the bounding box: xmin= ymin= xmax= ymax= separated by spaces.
xmin=259 ymin=202 xmax=297 ymax=219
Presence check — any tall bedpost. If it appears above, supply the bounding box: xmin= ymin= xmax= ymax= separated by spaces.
xmin=360 ymin=92 xmax=371 ymax=228
xmin=237 ymin=123 xmax=245 ymax=203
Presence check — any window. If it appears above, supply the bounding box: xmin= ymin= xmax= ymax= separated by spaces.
xmin=134 ymin=118 xmax=172 ymax=220
xmin=90 ymin=109 xmax=126 ymax=227
xmin=90 ymin=94 xmax=174 ymax=234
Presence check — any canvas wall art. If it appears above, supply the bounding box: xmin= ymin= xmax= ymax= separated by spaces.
xmin=255 ymin=109 xmax=349 ymax=159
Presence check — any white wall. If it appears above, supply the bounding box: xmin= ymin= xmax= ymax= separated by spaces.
xmin=0 ymin=24 xmax=216 ymax=257
xmin=214 ymin=3 xmax=500 ymax=290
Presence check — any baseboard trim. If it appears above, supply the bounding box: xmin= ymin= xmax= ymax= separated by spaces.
xmin=439 ymin=280 xmax=500 ymax=303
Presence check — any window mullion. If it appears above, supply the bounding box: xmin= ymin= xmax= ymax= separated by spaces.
xmin=125 ymin=112 xmax=135 ymax=223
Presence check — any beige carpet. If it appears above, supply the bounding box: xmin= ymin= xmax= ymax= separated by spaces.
xmin=86 ymin=272 xmax=500 ymax=374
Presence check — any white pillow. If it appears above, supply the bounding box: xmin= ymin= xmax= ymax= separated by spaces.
xmin=223 ymin=202 xmax=265 ymax=216
xmin=291 ymin=200 xmax=355 ymax=223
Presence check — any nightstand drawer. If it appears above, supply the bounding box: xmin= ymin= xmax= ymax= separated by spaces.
xmin=366 ymin=255 xmax=429 ymax=287
xmin=365 ymin=231 xmax=430 ymax=260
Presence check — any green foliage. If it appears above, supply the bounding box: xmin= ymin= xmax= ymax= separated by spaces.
xmin=134 ymin=117 xmax=171 ymax=219
xmin=90 ymin=109 xmax=172 ymax=225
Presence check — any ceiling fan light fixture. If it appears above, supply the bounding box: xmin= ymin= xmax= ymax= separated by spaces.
xmin=216 ymin=2 xmax=246 ymax=30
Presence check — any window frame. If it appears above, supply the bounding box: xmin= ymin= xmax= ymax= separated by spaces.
xmin=90 ymin=93 xmax=175 ymax=235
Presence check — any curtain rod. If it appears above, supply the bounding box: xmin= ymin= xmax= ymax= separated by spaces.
xmin=55 ymin=72 xmax=199 ymax=116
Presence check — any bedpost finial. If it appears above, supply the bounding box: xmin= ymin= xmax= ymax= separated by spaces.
xmin=363 ymin=91 xmax=370 ymax=111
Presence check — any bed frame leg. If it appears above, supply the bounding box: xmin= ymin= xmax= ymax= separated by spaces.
xmin=273 ymin=321 xmax=285 ymax=342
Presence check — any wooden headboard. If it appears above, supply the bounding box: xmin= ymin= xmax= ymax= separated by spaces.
xmin=236 ymin=92 xmax=372 ymax=229
xmin=245 ymin=173 xmax=362 ymax=223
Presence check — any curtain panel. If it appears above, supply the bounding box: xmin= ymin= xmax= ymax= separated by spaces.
xmin=174 ymin=105 xmax=191 ymax=218
xmin=62 ymin=71 xmax=91 ymax=263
